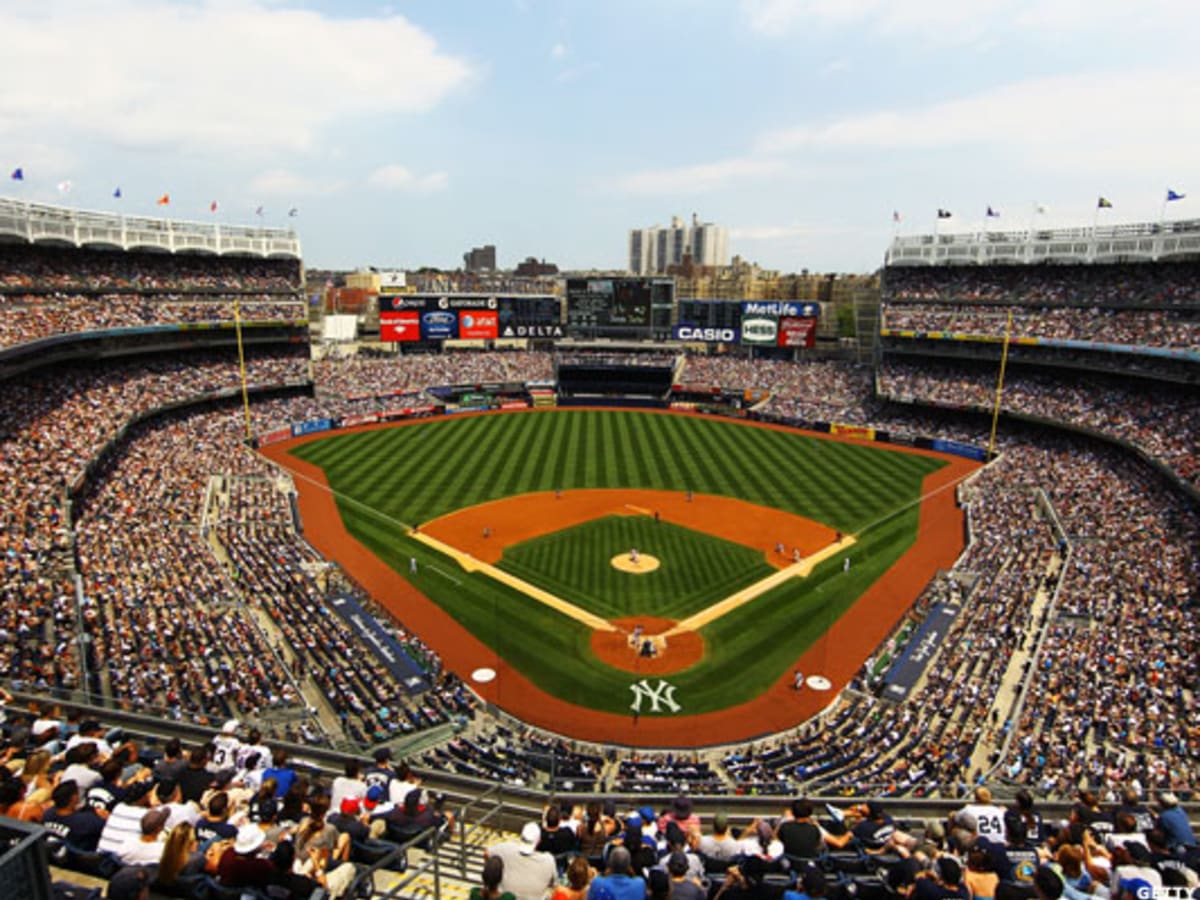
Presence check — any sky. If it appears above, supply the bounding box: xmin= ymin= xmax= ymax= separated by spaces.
xmin=1 ymin=0 xmax=1198 ymax=273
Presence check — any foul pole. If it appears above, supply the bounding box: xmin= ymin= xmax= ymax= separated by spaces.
xmin=987 ymin=309 xmax=1013 ymax=460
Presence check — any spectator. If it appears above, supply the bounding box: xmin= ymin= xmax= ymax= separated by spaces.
xmin=487 ymin=821 xmax=558 ymax=900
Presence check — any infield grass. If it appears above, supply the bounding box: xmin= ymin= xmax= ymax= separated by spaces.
xmin=498 ymin=516 xmax=775 ymax=621
xmin=290 ymin=410 xmax=946 ymax=716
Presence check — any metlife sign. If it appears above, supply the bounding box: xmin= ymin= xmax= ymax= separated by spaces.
xmin=741 ymin=301 xmax=820 ymax=318
xmin=672 ymin=324 xmax=740 ymax=343
xmin=740 ymin=317 xmax=778 ymax=344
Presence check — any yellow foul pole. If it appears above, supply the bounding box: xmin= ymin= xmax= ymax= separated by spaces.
xmin=987 ymin=308 xmax=1014 ymax=460
xmin=234 ymin=296 xmax=253 ymax=443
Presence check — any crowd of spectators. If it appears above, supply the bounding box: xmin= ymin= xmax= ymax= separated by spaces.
xmin=878 ymin=361 xmax=1200 ymax=488
xmin=0 ymin=294 xmax=306 ymax=349
xmin=0 ymin=245 xmax=300 ymax=292
xmin=881 ymin=302 xmax=1199 ymax=351
xmin=883 ymin=261 xmax=1200 ymax=306
xmin=312 ymin=351 xmax=555 ymax=399
xmin=680 ymin=357 xmax=875 ymax=424
xmin=0 ymin=244 xmax=303 ymax=351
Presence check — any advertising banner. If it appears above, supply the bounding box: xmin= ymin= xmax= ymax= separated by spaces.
xmin=380 ymin=405 xmax=436 ymax=421
xmin=931 ymin=438 xmax=987 ymax=461
xmin=499 ymin=323 xmax=565 ymax=339
xmin=292 ymin=418 xmax=333 ymax=437
xmin=380 ymin=310 xmax=420 ymax=342
xmin=883 ymin=602 xmax=961 ymax=702
xmin=830 ymin=422 xmax=876 ymax=440
xmin=777 ymin=316 xmax=817 ymax=348
xmin=458 ymin=310 xmax=499 ymax=339
xmin=420 ymin=310 xmax=459 ymax=340
xmin=500 ymin=400 xmax=530 ymax=410
xmin=740 ymin=316 xmax=778 ymax=344
xmin=257 ymin=427 xmax=293 ymax=446
xmin=672 ymin=324 xmax=740 ymax=343
xmin=741 ymin=301 xmax=819 ymax=318
xmin=327 ymin=594 xmax=429 ymax=692
xmin=340 ymin=413 xmax=379 ymax=428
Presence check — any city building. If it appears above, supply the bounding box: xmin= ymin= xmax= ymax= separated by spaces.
xmin=463 ymin=244 xmax=497 ymax=272
xmin=628 ymin=214 xmax=729 ymax=275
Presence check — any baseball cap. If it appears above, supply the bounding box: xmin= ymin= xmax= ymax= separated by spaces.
xmin=373 ymin=747 xmax=393 ymax=763
xmin=221 ymin=719 xmax=240 ymax=734
xmin=340 ymin=796 xmax=361 ymax=816
xmin=520 ymin=821 xmax=541 ymax=853
xmin=235 ymin=824 xmax=266 ymax=855
xmin=713 ymin=811 xmax=729 ymax=831
xmin=141 ymin=807 xmax=170 ymax=835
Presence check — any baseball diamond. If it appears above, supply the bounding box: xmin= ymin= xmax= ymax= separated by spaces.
xmin=265 ymin=407 xmax=978 ymax=746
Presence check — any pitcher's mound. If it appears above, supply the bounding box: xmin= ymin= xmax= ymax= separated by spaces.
xmin=611 ymin=553 xmax=660 ymax=574
xmin=592 ymin=616 xmax=704 ymax=675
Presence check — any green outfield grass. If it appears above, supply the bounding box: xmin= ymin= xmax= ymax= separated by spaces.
xmin=498 ymin=515 xmax=775 ymax=621
xmin=291 ymin=410 xmax=946 ymax=716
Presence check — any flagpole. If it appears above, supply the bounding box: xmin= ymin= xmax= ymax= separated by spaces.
xmin=987 ymin=308 xmax=1014 ymax=462
xmin=234 ymin=296 xmax=253 ymax=444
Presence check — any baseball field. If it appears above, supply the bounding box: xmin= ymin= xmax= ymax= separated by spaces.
xmin=264 ymin=409 xmax=977 ymax=746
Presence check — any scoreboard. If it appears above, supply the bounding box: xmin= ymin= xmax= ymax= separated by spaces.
xmin=565 ymin=277 xmax=674 ymax=337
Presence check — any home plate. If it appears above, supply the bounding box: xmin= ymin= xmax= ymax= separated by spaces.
xmin=806 ymin=675 xmax=832 ymax=691
xmin=471 ymin=668 xmax=497 ymax=684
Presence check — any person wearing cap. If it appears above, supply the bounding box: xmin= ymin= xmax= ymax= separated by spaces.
xmin=363 ymin=747 xmax=399 ymax=800
xmin=115 ymin=805 xmax=170 ymax=865
xmin=851 ymin=801 xmax=916 ymax=856
xmin=588 ymin=846 xmax=645 ymax=900
xmin=218 ymin=823 xmax=275 ymax=889
xmin=485 ymin=821 xmax=558 ymax=900
xmin=737 ymin=818 xmax=785 ymax=866
xmin=1154 ymin=792 xmax=1197 ymax=851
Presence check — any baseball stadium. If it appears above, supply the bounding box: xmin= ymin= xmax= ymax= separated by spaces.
xmin=0 ymin=197 xmax=1196 ymax=898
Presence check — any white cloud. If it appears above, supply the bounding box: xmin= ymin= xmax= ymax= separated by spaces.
xmin=367 ymin=164 xmax=449 ymax=192
xmin=755 ymin=68 xmax=1200 ymax=173
xmin=551 ymin=42 xmax=567 ymax=59
xmin=0 ymin=1 xmax=472 ymax=157
xmin=616 ymin=157 xmax=786 ymax=194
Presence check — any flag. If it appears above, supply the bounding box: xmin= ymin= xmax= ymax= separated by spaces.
xmin=1035 ymin=204 xmax=1049 ymax=214
xmin=892 ymin=210 xmax=901 ymax=223
xmin=113 ymin=186 xmax=122 ymax=199
xmin=1166 ymin=189 xmax=1186 ymax=202
xmin=288 ymin=207 xmax=298 ymax=217
xmin=56 ymin=181 xmax=72 ymax=194
xmin=986 ymin=206 xmax=1000 ymax=218
xmin=157 ymin=193 xmax=170 ymax=206
xmin=10 ymin=168 xmax=23 ymax=181
xmin=937 ymin=208 xmax=952 ymax=219
xmin=1097 ymin=196 xmax=1113 ymax=209
xmin=210 ymin=201 xmax=218 ymax=213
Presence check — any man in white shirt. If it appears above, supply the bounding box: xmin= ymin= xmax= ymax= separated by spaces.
xmin=60 ymin=743 xmax=103 ymax=794
xmin=96 ymin=782 xmax=157 ymax=856
xmin=211 ymin=720 xmax=242 ymax=771
xmin=958 ymin=786 xmax=1007 ymax=845
xmin=331 ymin=760 xmax=368 ymax=811
xmin=486 ymin=822 xmax=558 ymax=900
xmin=116 ymin=807 xmax=170 ymax=866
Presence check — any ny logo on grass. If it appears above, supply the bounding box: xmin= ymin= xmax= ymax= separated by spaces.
xmin=629 ymin=679 xmax=681 ymax=714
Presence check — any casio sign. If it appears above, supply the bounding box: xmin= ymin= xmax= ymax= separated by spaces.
xmin=741 ymin=317 xmax=777 ymax=342
xmin=676 ymin=326 xmax=737 ymax=342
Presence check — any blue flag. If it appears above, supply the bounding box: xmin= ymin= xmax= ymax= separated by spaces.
xmin=1166 ymin=189 xmax=1185 ymax=202
xmin=113 ymin=186 xmax=122 ymax=199
xmin=986 ymin=206 xmax=1000 ymax=218
xmin=10 ymin=167 xmax=23 ymax=181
